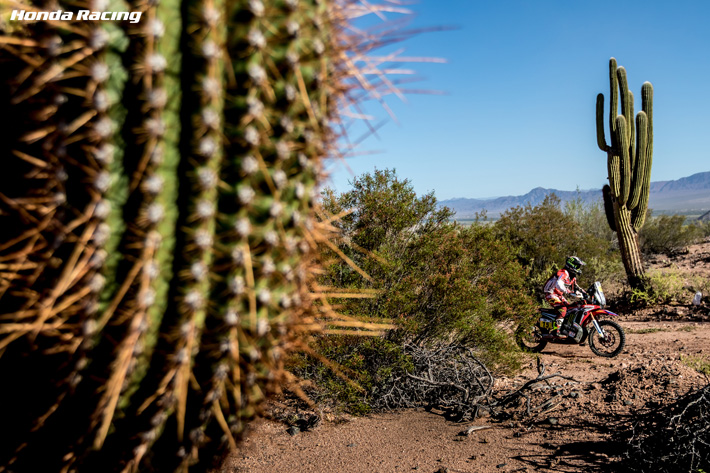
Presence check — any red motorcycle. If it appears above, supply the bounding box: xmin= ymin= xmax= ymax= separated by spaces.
xmin=516 ymin=282 xmax=626 ymax=358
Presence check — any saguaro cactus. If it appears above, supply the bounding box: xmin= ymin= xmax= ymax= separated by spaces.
xmin=0 ymin=0 xmax=410 ymax=471
xmin=596 ymin=57 xmax=653 ymax=289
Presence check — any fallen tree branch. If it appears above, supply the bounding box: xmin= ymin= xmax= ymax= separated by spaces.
xmin=371 ymin=344 xmax=495 ymax=421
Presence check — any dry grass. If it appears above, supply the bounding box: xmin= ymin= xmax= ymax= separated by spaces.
xmin=681 ymin=354 xmax=710 ymax=376
xmin=627 ymin=327 xmax=666 ymax=334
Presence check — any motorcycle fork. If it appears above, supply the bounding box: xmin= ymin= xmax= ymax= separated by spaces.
xmin=590 ymin=314 xmax=606 ymax=339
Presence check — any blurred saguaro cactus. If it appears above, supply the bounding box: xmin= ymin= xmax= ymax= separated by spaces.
xmin=0 ymin=0 xmax=424 ymax=470
xmin=596 ymin=57 xmax=653 ymax=290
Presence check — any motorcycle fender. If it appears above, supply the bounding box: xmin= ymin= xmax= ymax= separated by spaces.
xmin=593 ymin=309 xmax=618 ymax=317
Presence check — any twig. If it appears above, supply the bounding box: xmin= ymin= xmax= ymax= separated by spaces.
xmin=459 ymin=425 xmax=492 ymax=436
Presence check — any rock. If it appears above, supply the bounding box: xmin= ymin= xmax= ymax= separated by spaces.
xmin=547 ymin=417 xmax=559 ymax=425
xmin=286 ymin=426 xmax=300 ymax=436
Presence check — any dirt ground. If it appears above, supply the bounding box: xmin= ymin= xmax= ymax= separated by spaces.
xmin=224 ymin=242 xmax=710 ymax=473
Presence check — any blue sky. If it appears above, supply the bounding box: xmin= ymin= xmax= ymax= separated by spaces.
xmin=324 ymin=0 xmax=710 ymax=200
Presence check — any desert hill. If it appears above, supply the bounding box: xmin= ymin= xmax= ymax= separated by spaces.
xmin=441 ymin=171 xmax=710 ymax=219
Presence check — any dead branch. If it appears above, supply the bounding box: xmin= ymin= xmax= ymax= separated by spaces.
xmin=622 ymin=383 xmax=710 ymax=472
xmin=371 ymin=344 xmax=494 ymax=421
xmin=458 ymin=424 xmax=492 ymax=436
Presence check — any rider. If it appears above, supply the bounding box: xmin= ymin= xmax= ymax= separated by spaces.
xmin=543 ymin=256 xmax=587 ymax=337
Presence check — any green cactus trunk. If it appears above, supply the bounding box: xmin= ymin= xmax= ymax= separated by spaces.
xmin=0 ymin=0 xmax=354 ymax=470
xmin=596 ymin=58 xmax=653 ymax=290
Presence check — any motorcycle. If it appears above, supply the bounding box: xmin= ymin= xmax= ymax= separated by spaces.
xmin=516 ymin=282 xmax=626 ymax=358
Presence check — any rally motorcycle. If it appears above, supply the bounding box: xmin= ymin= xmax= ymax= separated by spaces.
xmin=516 ymin=282 xmax=626 ymax=358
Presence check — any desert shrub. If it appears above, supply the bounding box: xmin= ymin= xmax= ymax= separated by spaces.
xmin=627 ymin=287 xmax=657 ymax=306
xmin=372 ymin=223 xmax=534 ymax=357
xmin=324 ymin=170 xmax=533 ymax=358
xmin=493 ymin=194 xmax=624 ymax=295
xmin=699 ymin=220 xmax=710 ymax=238
xmin=321 ymin=169 xmax=535 ymax=364
xmin=648 ymin=269 xmax=686 ymax=303
xmin=564 ymin=194 xmax=617 ymax=244
xmin=288 ymin=336 xmax=413 ymax=415
xmin=640 ymin=213 xmax=706 ymax=255
xmin=300 ymin=170 xmax=538 ymax=412
xmin=628 ymin=268 xmax=703 ymax=306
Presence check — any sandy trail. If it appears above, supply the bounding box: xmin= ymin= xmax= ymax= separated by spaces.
xmin=226 ymin=317 xmax=710 ymax=473
xmin=227 ymin=241 xmax=710 ymax=473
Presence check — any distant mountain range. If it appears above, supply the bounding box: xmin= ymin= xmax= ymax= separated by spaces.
xmin=441 ymin=171 xmax=710 ymax=219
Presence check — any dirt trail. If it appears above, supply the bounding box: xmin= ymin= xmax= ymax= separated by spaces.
xmin=225 ymin=243 xmax=710 ymax=473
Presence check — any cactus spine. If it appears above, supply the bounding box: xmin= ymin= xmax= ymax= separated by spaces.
xmin=0 ymin=0 xmax=368 ymax=470
xmin=596 ymin=58 xmax=653 ymax=289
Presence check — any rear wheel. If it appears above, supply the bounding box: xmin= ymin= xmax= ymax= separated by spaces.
xmin=516 ymin=324 xmax=547 ymax=353
xmin=588 ymin=320 xmax=625 ymax=358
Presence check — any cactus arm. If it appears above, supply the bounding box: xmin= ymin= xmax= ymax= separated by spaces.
xmin=181 ymin=1 xmax=334 ymax=467
xmin=89 ymin=0 xmax=184 ymax=448
xmin=616 ymin=67 xmax=632 ymax=144
xmin=631 ymin=189 xmax=650 ymax=230
xmin=631 ymin=81 xmax=654 ymax=230
xmin=617 ymin=66 xmax=637 ymax=171
xmin=627 ymin=90 xmax=635 ymax=169
xmin=609 ymin=57 xmax=618 ymax=147
xmin=614 ymin=115 xmax=631 ymax=206
xmin=642 ymin=82 xmax=654 ymax=160
xmin=596 ymin=93 xmax=610 ymax=151
xmin=628 ymin=111 xmax=648 ymax=210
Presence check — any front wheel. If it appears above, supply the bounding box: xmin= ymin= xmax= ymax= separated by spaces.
xmin=516 ymin=324 xmax=547 ymax=353
xmin=588 ymin=320 xmax=625 ymax=358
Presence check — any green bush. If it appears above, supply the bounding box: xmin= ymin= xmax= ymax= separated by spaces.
xmin=301 ymin=169 xmax=540 ymax=412
xmin=564 ymin=193 xmax=617 ymax=244
xmin=322 ymin=169 xmax=535 ymax=366
xmin=627 ymin=268 xmax=707 ymax=306
xmin=640 ymin=213 xmax=706 ymax=255
xmin=493 ymin=194 xmax=624 ymax=295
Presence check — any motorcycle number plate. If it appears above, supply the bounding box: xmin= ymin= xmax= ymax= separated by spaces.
xmin=539 ymin=319 xmax=555 ymax=330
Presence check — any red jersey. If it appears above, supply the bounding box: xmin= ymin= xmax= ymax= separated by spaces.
xmin=543 ymin=268 xmax=576 ymax=298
